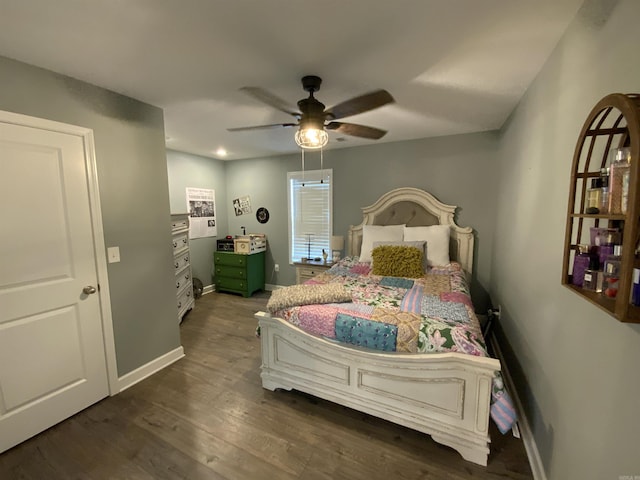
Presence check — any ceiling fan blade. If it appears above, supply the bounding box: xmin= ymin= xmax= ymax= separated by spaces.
xmin=227 ymin=122 xmax=297 ymax=132
xmin=325 ymin=122 xmax=387 ymax=139
xmin=325 ymin=90 xmax=394 ymax=120
xmin=240 ymin=87 xmax=301 ymax=117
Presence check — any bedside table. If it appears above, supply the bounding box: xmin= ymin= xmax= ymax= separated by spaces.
xmin=214 ymin=251 xmax=265 ymax=297
xmin=294 ymin=260 xmax=333 ymax=284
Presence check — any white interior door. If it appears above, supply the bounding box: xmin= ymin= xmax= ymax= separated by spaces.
xmin=0 ymin=114 xmax=109 ymax=453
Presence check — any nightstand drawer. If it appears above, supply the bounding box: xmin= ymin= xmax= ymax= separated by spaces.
xmin=217 ymin=277 xmax=247 ymax=291
xmin=297 ymin=266 xmax=325 ymax=277
xmin=294 ymin=261 xmax=333 ymax=284
xmin=215 ymin=253 xmax=247 ymax=267
xmin=215 ymin=265 xmax=247 ymax=279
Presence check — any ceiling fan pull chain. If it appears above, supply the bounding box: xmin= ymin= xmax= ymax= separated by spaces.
xmin=301 ymin=148 xmax=305 ymax=186
xmin=320 ymin=147 xmax=324 ymax=183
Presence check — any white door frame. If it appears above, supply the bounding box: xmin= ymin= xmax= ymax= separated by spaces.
xmin=0 ymin=109 xmax=119 ymax=394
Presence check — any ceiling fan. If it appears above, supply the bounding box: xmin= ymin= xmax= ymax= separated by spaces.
xmin=228 ymin=75 xmax=395 ymax=149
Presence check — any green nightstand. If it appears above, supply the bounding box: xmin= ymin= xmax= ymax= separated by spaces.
xmin=214 ymin=251 xmax=265 ymax=297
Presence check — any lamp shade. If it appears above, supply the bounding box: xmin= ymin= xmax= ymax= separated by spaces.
xmin=331 ymin=235 xmax=345 ymax=250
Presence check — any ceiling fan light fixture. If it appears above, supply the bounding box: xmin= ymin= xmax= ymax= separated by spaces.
xmin=295 ymin=127 xmax=328 ymax=149
xmin=231 ymin=76 xmax=394 ymax=150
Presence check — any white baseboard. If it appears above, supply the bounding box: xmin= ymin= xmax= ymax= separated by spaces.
xmin=265 ymin=283 xmax=284 ymax=291
xmin=116 ymin=346 xmax=185 ymax=393
xmin=488 ymin=334 xmax=546 ymax=480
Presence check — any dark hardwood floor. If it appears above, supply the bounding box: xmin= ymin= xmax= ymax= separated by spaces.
xmin=0 ymin=291 xmax=533 ymax=479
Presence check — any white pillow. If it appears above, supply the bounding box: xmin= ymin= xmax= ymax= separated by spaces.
xmin=403 ymin=225 xmax=450 ymax=266
xmin=359 ymin=224 xmax=405 ymax=263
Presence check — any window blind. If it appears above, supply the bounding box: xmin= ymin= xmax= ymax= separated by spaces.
xmin=287 ymin=169 xmax=332 ymax=263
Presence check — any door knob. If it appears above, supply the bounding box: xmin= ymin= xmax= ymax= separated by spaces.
xmin=83 ymin=286 xmax=97 ymax=295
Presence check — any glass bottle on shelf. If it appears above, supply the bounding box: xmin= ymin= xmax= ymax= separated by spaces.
xmin=598 ymin=228 xmax=620 ymax=268
xmin=599 ymin=167 xmax=610 ymax=214
xmin=632 ymin=268 xmax=640 ymax=306
xmin=608 ymin=147 xmax=631 ymax=214
xmin=586 ymin=178 xmax=603 ymax=214
xmin=583 ymin=252 xmax=603 ymax=293
xmin=572 ymin=244 xmax=591 ymax=287
xmin=603 ymin=245 xmax=622 ymax=298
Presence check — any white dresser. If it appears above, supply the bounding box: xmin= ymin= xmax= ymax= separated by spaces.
xmin=171 ymin=214 xmax=194 ymax=322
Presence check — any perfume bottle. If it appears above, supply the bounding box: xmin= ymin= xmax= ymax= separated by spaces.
xmin=583 ymin=269 xmax=604 ymax=293
xmin=599 ymin=167 xmax=610 ymax=214
xmin=598 ymin=229 xmax=619 ymax=268
xmin=608 ymin=147 xmax=631 ymax=214
xmin=586 ymin=178 xmax=603 ymax=214
xmin=571 ymin=244 xmax=591 ymax=287
xmin=583 ymin=253 xmax=603 ymax=292
xmin=603 ymin=245 xmax=622 ymax=298
xmin=633 ymin=268 xmax=640 ymax=306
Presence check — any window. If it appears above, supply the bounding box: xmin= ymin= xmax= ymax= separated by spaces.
xmin=287 ymin=169 xmax=332 ymax=263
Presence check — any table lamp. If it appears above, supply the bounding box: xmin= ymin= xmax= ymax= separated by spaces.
xmin=331 ymin=235 xmax=345 ymax=262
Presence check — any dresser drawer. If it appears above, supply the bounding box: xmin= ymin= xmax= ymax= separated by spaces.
xmin=215 ymin=265 xmax=247 ymax=279
xmin=175 ymin=266 xmax=191 ymax=292
xmin=174 ymin=252 xmax=190 ymax=271
xmin=217 ymin=276 xmax=247 ymax=292
xmin=172 ymin=233 xmax=188 ymax=253
xmin=215 ymin=253 xmax=247 ymax=267
xmin=171 ymin=217 xmax=189 ymax=232
xmin=177 ymin=287 xmax=193 ymax=312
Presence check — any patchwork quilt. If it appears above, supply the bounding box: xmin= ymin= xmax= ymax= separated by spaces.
xmin=266 ymin=256 xmax=516 ymax=433
xmin=268 ymin=257 xmax=485 ymax=356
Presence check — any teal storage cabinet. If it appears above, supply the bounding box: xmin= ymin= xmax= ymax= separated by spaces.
xmin=214 ymin=251 xmax=265 ymax=297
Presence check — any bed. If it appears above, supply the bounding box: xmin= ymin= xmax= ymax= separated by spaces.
xmin=255 ymin=187 xmax=508 ymax=466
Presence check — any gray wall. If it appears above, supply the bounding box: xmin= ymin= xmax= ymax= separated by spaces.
xmin=166 ymin=149 xmax=228 ymax=285
xmin=224 ymin=132 xmax=500 ymax=312
xmin=0 ymin=56 xmax=181 ymax=377
xmin=491 ymin=0 xmax=640 ymax=478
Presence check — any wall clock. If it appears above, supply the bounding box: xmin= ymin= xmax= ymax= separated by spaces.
xmin=256 ymin=207 xmax=270 ymax=224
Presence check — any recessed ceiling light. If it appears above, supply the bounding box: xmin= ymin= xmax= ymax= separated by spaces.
xmin=216 ymin=148 xmax=228 ymax=157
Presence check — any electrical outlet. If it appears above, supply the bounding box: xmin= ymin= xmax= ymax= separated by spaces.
xmin=274 ymin=264 xmax=279 ymax=272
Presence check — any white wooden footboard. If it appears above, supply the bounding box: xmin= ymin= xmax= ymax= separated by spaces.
xmin=256 ymin=311 xmax=501 ymax=466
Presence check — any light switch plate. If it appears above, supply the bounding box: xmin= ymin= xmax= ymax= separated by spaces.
xmin=107 ymin=246 xmax=120 ymax=263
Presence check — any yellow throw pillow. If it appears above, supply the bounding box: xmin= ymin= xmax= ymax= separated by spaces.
xmin=371 ymin=245 xmax=425 ymax=278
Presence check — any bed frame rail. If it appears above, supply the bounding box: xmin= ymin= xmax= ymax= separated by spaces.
xmin=256 ymin=312 xmax=500 ymax=466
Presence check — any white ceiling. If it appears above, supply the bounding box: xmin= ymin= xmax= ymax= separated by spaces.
xmin=0 ymin=0 xmax=584 ymax=160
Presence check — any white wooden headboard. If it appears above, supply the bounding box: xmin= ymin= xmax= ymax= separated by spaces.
xmin=347 ymin=187 xmax=475 ymax=276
